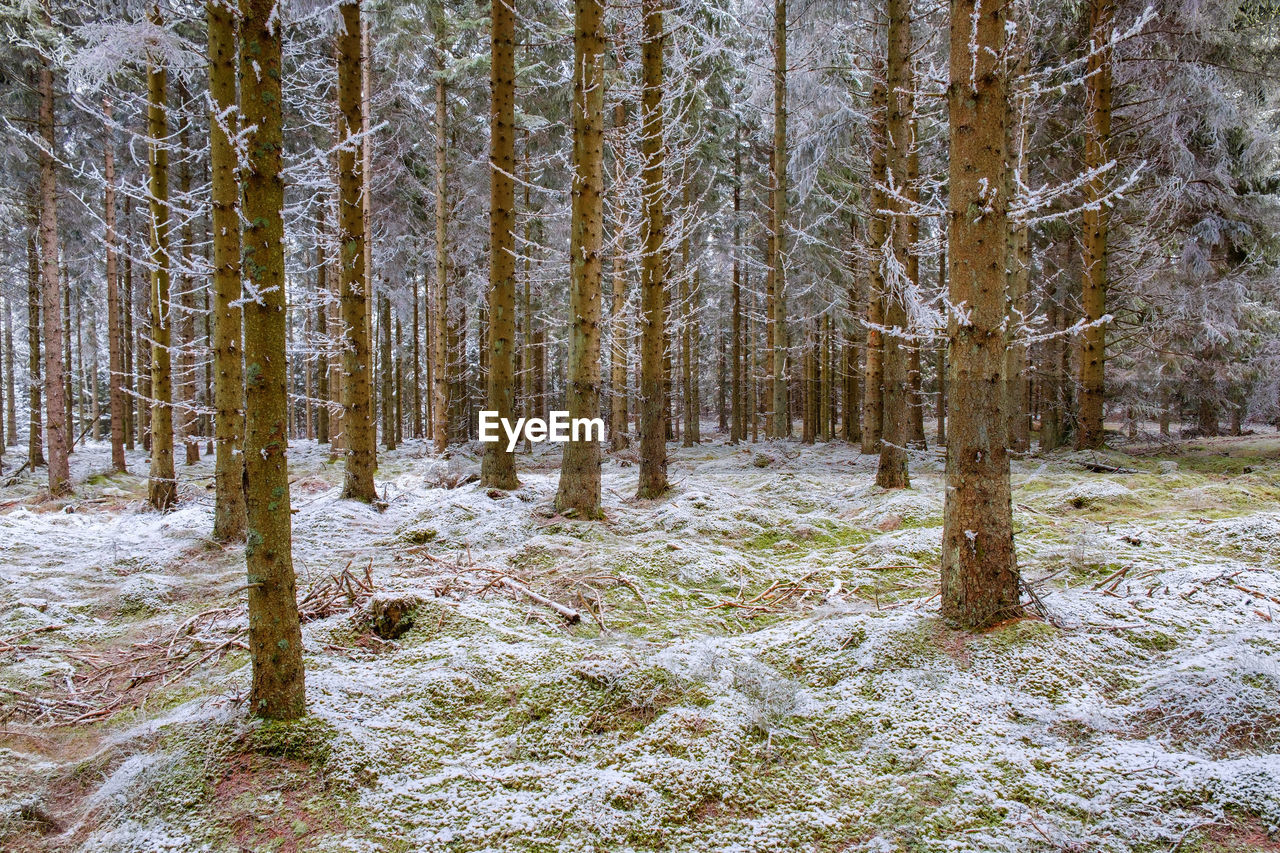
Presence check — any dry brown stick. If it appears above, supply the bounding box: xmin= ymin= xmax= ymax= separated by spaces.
xmin=1091 ymin=564 xmax=1129 ymax=591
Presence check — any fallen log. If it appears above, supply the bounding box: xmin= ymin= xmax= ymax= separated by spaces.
xmin=500 ymin=578 xmax=580 ymax=623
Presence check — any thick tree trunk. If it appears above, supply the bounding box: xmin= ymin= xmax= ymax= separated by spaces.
xmin=103 ymin=98 xmax=127 ymax=472
xmin=146 ymin=19 xmax=177 ymax=511
xmin=636 ymin=0 xmax=668 ymax=499
xmin=240 ymin=0 xmax=306 ymax=719
xmin=483 ymin=0 xmax=520 ymax=489
xmin=209 ymin=0 xmax=245 ymax=539
xmin=555 ymin=0 xmax=605 ymax=514
xmin=338 ymin=0 xmax=376 ymax=501
xmin=38 ymin=63 xmax=70 ymax=495
xmin=941 ymin=0 xmax=1020 ymax=629
xmin=769 ymin=0 xmax=789 ymax=439
xmin=1077 ymin=0 xmax=1114 ymax=450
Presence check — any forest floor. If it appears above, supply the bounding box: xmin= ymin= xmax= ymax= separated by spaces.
xmin=0 ymin=428 xmax=1278 ymax=852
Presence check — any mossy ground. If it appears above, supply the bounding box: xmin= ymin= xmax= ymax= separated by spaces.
xmin=2 ymin=434 xmax=1278 ymax=851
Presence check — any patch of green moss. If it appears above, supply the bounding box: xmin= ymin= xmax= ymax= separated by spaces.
xmin=986 ymin=619 xmax=1059 ymax=649
xmin=248 ymin=716 xmax=337 ymax=765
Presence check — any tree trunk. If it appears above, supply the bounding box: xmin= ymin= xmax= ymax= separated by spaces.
xmin=27 ymin=234 xmax=44 ymax=467
xmin=431 ymin=58 xmax=450 ymax=455
xmin=862 ymin=79 xmax=886 ymax=455
xmin=123 ymin=196 xmax=135 ymax=451
xmin=730 ymin=128 xmax=743 ymax=445
xmin=1077 ymin=0 xmax=1114 ymax=450
xmin=209 ymin=0 xmax=245 ymax=539
xmin=769 ymin=0 xmax=789 ymax=440
xmin=103 ymin=98 xmax=127 ymax=472
xmin=636 ymin=0 xmax=668 ymax=499
xmin=240 ymin=0 xmax=306 ymax=719
xmin=876 ymin=0 xmax=911 ymax=489
xmin=380 ymin=293 xmax=395 ymax=450
xmin=338 ymin=0 xmax=376 ymax=501
xmin=3 ymin=293 xmax=16 ymax=448
xmin=146 ymin=16 xmax=177 ymax=510
xmin=38 ymin=62 xmax=70 ymax=495
xmin=483 ymin=0 xmax=520 ymax=489
xmin=609 ymin=102 xmax=630 ymax=452
xmin=941 ymin=0 xmax=1020 ymax=629
xmin=555 ymin=0 xmax=605 ymax=514
xmin=1006 ymin=38 xmax=1031 ymax=453
xmin=177 ymin=83 xmax=200 ymax=466
xmin=412 ymin=265 xmax=422 ymax=439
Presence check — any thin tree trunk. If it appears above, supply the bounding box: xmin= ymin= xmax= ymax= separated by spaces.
xmin=103 ymin=98 xmax=126 ymax=471
xmin=483 ymin=0 xmax=519 ymax=489
xmin=123 ymin=196 xmax=135 ymax=451
xmin=27 ymin=234 xmax=44 ymax=467
xmin=431 ymin=57 xmax=450 ymax=455
xmin=769 ymin=0 xmax=789 ymax=439
xmin=380 ymin=294 xmax=395 ymax=450
xmin=338 ymin=0 xmax=376 ymax=501
xmin=554 ymin=0 xmax=605 ymax=516
xmin=862 ymin=79 xmax=886 ymax=455
xmin=1077 ymin=0 xmax=1114 ymax=450
xmin=176 ymin=82 xmax=199 ymax=466
xmin=412 ymin=265 xmax=422 ymax=439
xmin=209 ymin=0 xmax=245 ymax=539
xmin=876 ymin=0 xmax=911 ymax=489
xmin=240 ymin=0 xmax=305 ymax=718
xmin=941 ymin=0 xmax=1019 ymax=629
xmin=636 ymin=0 xmax=668 ymax=499
xmin=146 ymin=15 xmax=177 ymax=510
xmin=1006 ymin=36 xmax=1031 ymax=453
xmin=38 ymin=62 xmax=70 ymax=495
xmin=3 ymin=294 xmax=16 ymax=448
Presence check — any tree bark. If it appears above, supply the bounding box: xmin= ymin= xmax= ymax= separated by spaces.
xmin=103 ymin=98 xmax=127 ymax=472
xmin=27 ymin=233 xmax=44 ymax=467
xmin=1077 ymin=0 xmax=1114 ymax=450
xmin=876 ymin=0 xmax=912 ymax=489
xmin=555 ymin=0 xmax=605 ymax=514
xmin=941 ymin=0 xmax=1020 ymax=629
xmin=769 ymin=0 xmax=789 ymax=439
xmin=862 ymin=79 xmax=886 ymax=455
xmin=209 ymin=0 xmax=246 ymax=539
xmin=636 ymin=0 xmax=668 ymax=499
xmin=240 ymin=0 xmax=306 ymax=718
xmin=146 ymin=15 xmax=177 ymax=510
xmin=176 ymin=82 xmax=200 ymax=466
xmin=431 ymin=54 xmax=450 ymax=455
xmin=338 ymin=0 xmax=376 ymax=501
xmin=483 ymin=0 xmax=520 ymax=489
xmin=38 ymin=62 xmax=70 ymax=495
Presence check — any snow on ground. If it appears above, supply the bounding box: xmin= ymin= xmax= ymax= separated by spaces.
xmin=1 ymin=433 xmax=1278 ymax=852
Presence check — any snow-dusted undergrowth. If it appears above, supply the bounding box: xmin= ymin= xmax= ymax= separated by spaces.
xmin=1 ymin=435 xmax=1277 ymax=852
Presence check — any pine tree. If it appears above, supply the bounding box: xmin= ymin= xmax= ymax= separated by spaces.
xmin=483 ymin=0 xmax=519 ymax=489
xmin=875 ymin=0 xmax=912 ymax=489
xmin=209 ymin=0 xmax=246 ymax=539
xmin=555 ymin=0 xmax=605 ymax=516
xmin=636 ymin=0 xmax=669 ymax=500
xmin=146 ymin=8 xmax=177 ymax=511
xmin=768 ymin=0 xmax=789 ymax=440
xmin=941 ymin=0 xmax=1020 ymax=629
xmin=1077 ymin=0 xmax=1114 ymax=450
xmin=338 ymin=0 xmax=377 ymax=502
xmin=103 ymin=97 xmax=126 ymax=473
xmin=38 ymin=59 xmax=70 ymax=496
xmin=240 ymin=0 xmax=306 ymax=719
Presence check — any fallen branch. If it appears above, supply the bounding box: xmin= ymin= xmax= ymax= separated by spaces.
xmin=500 ymin=578 xmax=580 ymax=623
